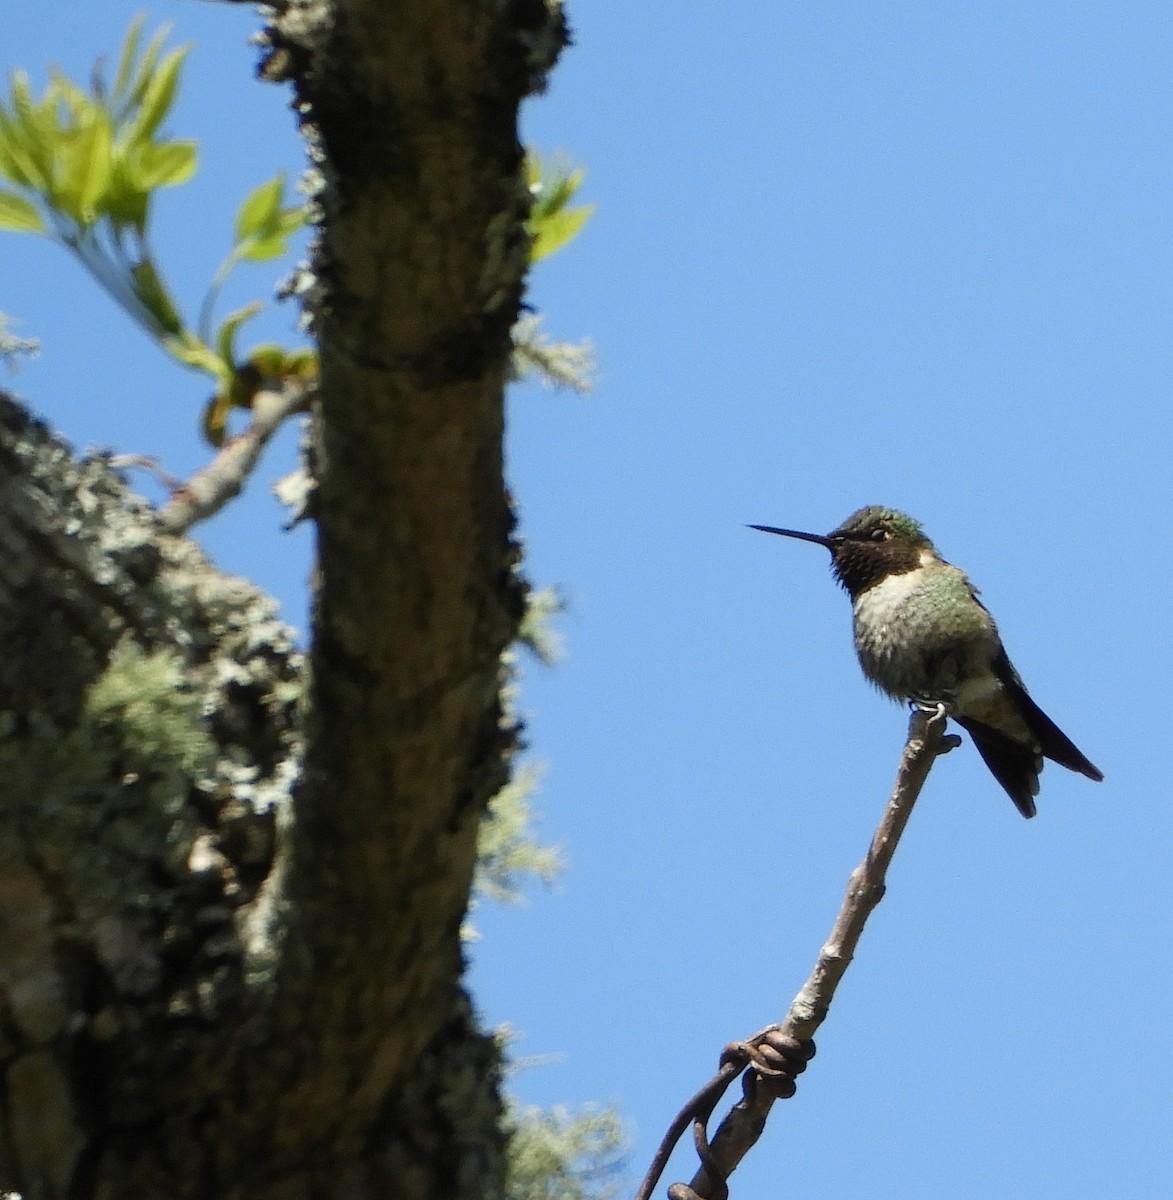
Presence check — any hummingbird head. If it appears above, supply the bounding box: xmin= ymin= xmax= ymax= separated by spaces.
xmin=750 ymin=506 xmax=936 ymax=597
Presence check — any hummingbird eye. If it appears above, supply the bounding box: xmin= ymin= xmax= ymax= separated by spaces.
xmin=869 ymin=528 xmax=889 ymax=542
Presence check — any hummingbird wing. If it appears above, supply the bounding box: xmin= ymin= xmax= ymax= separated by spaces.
xmin=952 ymin=715 xmax=1041 ymax=819
xmin=989 ymin=646 xmax=1104 ymax=782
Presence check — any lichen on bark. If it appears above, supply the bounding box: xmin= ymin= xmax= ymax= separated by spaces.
xmin=0 ymin=0 xmax=570 ymax=1191
xmin=0 ymin=394 xmax=302 ymax=1194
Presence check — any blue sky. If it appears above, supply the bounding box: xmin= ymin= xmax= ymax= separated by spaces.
xmin=6 ymin=4 xmax=1171 ymax=1197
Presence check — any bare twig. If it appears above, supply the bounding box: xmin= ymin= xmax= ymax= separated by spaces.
xmin=156 ymin=380 xmax=312 ymax=534
xmin=103 ymin=454 xmax=184 ymax=494
xmin=638 ymin=709 xmax=956 ymax=1200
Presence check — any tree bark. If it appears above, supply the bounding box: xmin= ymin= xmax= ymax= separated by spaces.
xmin=0 ymin=0 xmax=566 ymax=1195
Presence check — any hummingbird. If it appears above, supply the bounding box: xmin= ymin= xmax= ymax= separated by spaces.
xmin=750 ymin=506 xmax=1103 ymax=817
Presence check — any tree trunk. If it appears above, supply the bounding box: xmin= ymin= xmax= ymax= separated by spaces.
xmin=0 ymin=0 xmax=566 ymax=1195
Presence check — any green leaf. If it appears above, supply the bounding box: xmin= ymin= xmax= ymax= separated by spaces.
xmin=57 ymin=111 xmax=113 ymax=223
xmin=0 ymin=114 xmax=40 ymax=188
xmin=201 ymin=391 xmax=232 ymax=446
xmin=0 ymin=189 xmax=44 ymax=232
xmin=5 ymin=71 xmax=52 ymax=190
xmin=237 ymin=233 xmax=292 ymax=263
xmin=214 ymin=302 xmax=262 ymax=368
xmin=539 ymin=168 xmax=582 ymax=218
xmin=126 ymin=45 xmax=188 ymax=146
xmin=166 ymin=332 xmax=226 ymax=380
xmin=524 ymin=153 xmax=593 ymax=261
xmin=127 ymin=24 xmax=173 ymax=109
xmin=530 ymin=203 xmax=594 ymax=262
xmin=244 ymin=343 xmax=318 ymax=385
xmin=135 ymin=139 xmax=197 ymax=189
xmin=276 ymin=206 xmax=307 ymax=235
xmin=47 ymin=69 xmax=92 ymax=127
xmin=104 ymin=153 xmax=149 ymax=230
xmin=130 ymin=256 xmax=183 ymax=337
xmin=285 ymin=348 xmax=318 ymax=381
xmin=238 ymin=206 xmax=308 ymax=262
xmin=112 ymin=14 xmax=146 ymax=103
xmin=247 ymin=344 xmax=290 ymax=376
xmin=234 ymin=174 xmax=284 ymax=243
xmin=527 ymin=156 xmax=585 ymax=221
xmin=10 ymin=71 xmax=38 ymax=134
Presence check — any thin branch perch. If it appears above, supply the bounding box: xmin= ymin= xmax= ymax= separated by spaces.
xmin=156 ymin=379 xmax=312 ymax=534
xmin=637 ymin=708 xmax=956 ymax=1200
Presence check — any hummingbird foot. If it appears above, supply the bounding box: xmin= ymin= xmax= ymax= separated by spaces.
xmin=908 ymin=694 xmax=956 ymax=723
xmin=908 ymin=696 xmax=962 ymax=753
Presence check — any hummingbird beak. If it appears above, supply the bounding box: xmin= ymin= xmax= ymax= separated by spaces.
xmin=747 ymin=524 xmax=835 ymax=549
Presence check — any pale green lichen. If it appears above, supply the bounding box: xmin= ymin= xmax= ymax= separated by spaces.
xmin=510 ymin=315 xmax=594 ymax=395
xmin=504 ymin=1100 xmax=629 ymax=1200
xmin=84 ymin=638 xmax=215 ymax=779
xmin=474 ymin=764 xmax=563 ymax=906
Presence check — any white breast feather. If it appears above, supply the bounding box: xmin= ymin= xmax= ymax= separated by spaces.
xmin=852 ymin=569 xmax=924 ymax=629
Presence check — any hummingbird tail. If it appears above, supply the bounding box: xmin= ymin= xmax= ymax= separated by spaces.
xmin=993 ymin=653 xmax=1104 ymax=782
xmin=954 ymin=717 xmax=1040 ymax=819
